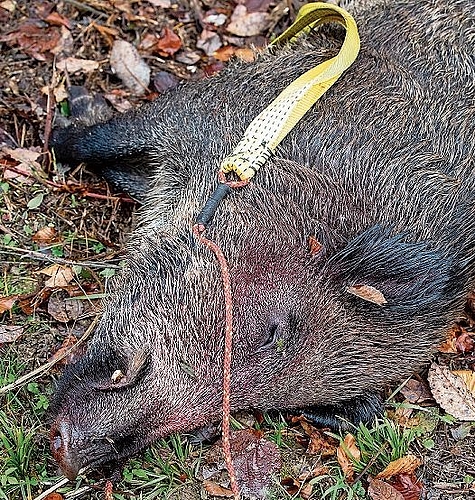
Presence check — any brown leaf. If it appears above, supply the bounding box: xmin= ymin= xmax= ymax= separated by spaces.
xmin=455 ymin=332 xmax=474 ymax=353
xmin=0 ymin=295 xmax=17 ymax=314
xmin=347 ymin=284 xmax=387 ymax=306
xmin=400 ymin=378 xmax=433 ymax=404
xmin=196 ymin=29 xmax=222 ymax=56
xmin=44 ymin=493 xmax=64 ymax=500
xmin=0 ymin=325 xmax=24 ymax=344
xmin=0 ymin=22 xmax=61 ymax=61
xmin=214 ymin=45 xmax=236 ymax=62
xmin=391 ymin=473 xmax=423 ymax=500
xmin=227 ymin=5 xmax=271 ymax=37
xmin=336 ymin=433 xmax=361 ymax=481
xmin=45 ymin=11 xmax=72 ymax=29
xmin=156 ymin=27 xmax=182 ymax=57
xmin=300 ymin=422 xmax=337 ymax=457
xmin=43 ymin=265 xmax=74 ymax=288
xmin=376 ymin=455 xmax=422 ymax=479
xmin=235 ymin=47 xmax=256 ymax=63
xmin=48 ymin=334 xmax=83 ymax=365
xmin=208 ymin=429 xmax=281 ymax=498
xmin=281 ymin=477 xmax=300 ymax=496
xmin=32 ymin=226 xmax=58 ymax=244
xmin=427 ymin=363 xmax=475 ymax=421
xmin=47 ymin=291 xmax=84 ymax=322
xmin=153 ymin=71 xmax=179 ymax=94
xmin=300 ymin=481 xmax=313 ymax=499
xmin=308 ymin=236 xmax=323 ymax=255
xmin=203 ymin=480 xmax=234 ymax=497
xmin=57 ymin=57 xmax=100 ymax=74
xmin=368 ymin=478 xmax=405 ymax=500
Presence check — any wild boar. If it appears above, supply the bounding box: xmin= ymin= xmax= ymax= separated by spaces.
xmin=49 ymin=0 xmax=475 ymax=480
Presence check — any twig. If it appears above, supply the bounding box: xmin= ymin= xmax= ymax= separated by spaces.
xmin=32 ymin=478 xmax=70 ymax=500
xmin=63 ymin=0 xmax=108 ymax=19
xmin=0 ymin=246 xmax=123 ymax=269
xmin=43 ymin=65 xmax=55 ymax=155
xmin=0 ymin=315 xmax=98 ymax=395
xmin=352 ymin=441 xmax=389 ymax=485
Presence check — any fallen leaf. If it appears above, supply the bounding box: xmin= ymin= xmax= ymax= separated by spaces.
xmin=110 ymin=39 xmax=150 ymax=95
xmin=32 ymin=226 xmax=58 ymax=244
xmin=368 ymin=478 xmax=405 ymax=500
xmin=45 ymin=11 xmax=72 ymax=29
xmin=281 ymin=477 xmax=300 ymax=496
xmin=44 ymin=492 xmax=64 ymax=500
xmin=235 ymin=47 xmax=256 ymax=62
xmin=300 ymin=481 xmax=313 ymax=499
xmin=214 ymin=45 xmax=236 ymax=62
xmin=0 ymin=325 xmax=24 ymax=344
xmin=427 ymin=363 xmax=475 ymax=421
xmin=153 ymin=71 xmax=179 ymax=93
xmin=391 ymin=473 xmax=423 ymax=500
xmin=376 ymin=455 xmax=422 ymax=479
xmin=48 ymin=291 xmax=84 ymax=322
xmin=308 ymin=235 xmax=323 ymax=255
xmin=156 ymin=27 xmax=182 ymax=57
xmin=400 ymin=378 xmax=433 ymax=404
xmin=146 ymin=0 xmax=171 ymax=7
xmin=347 ymin=284 xmax=387 ymax=306
xmin=207 ymin=429 xmax=281 ymax=499
xmin=336 ymin=433 xmax=361 ymax=481
xmin=0 ymin=22 xmax=61 ymax=60
xmin=27 ymin=192 xmax=45 ymax=210
xmin=0 ymin=295 xmax=17 ymax=314
xmin=48 ymin=334 xmax=82 ymax=365
xmin=203 ymin=480 xmax=234 ymax=497
xmin=300 ymin=421 xmax=337 ymax=457
xmin=0 ymin=1 xmax=16 ymax=13
xmin=246 ymin=0 xmax=273 ymax=12
xmin=452 ymin=370 xmax=475 ymax=394
xmin=57 ymin=57 xmax=100 ymax=74
xmin=227 ymin=5 xmax=271 ymax=37
xmin=197 ymin=29 xmax=222 ymax=56
xmin=455 ymin=332 xmax=474 ymax=353
xmin=203 ymin=12 xmax=228 ymax=27
xmin=42 ymin=265 xmax=74 ymax=288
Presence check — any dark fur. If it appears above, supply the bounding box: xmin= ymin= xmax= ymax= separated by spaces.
xmin=50 ymin=0 xmax=475 ymax=479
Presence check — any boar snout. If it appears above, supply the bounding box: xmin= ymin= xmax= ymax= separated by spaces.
xmin=50 ymin=419 xmax=82 ymax=480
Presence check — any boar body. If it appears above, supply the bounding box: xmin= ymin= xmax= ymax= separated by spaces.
xmin=50 ymin=0 xmax=475 ymax=479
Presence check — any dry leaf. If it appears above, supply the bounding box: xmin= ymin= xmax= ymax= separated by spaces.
xmin=308 ymin=236 xmax=323 ymax=255
xmin=45 ymin=12 xmax=72 ymax=29
xmin=110 ymin=40 xmax=150 ymax=95
xmin=32 ymin=226 xmax=58 ymax=244
xmin=336 ymin=433 xmax=361 ymax=481
xmin=400 ymin=378 xmax=433 ymax=404
xmin=455 ymin=332 xmax=474 ymax=353
xmin=42 ymin=265 xmax=74 ymax=288
xmin=44 ymin=492 xmax=64 ymax=500
xmin=153 ymin=71 xmax=179 ymax=94
xmin=391 ymin=473 xmax=423 ymax=500
xmin=452 ymin=370 xmax=475 ymax=394
xmin=0 ymin=295 xmax=17 ymax=314
xmin=0 ymin=325 xmax=24 ymax=344
xmin=197 ymin=29 xmax=222 ymax=56
xmin=214 ymin=45 xmax=236 ymax=62
xmin=428 ymin=363 xmax=475 ymax=421
xmin=368 ymin=478 xmax=405 ymax=500
xmin=156 ymin=27 xmax=182 ymax=57
xmin=57 ymin=57 xmax=99 ymax=74
xmin=47 ymin=291 xmax=84 ymax=322
xmin=300 ymin=421 xmax=337 ymax=457
xmin=347 ymin=284 xmax=387 ymax=306
xmin=376 ymin=455 xmax=422 ymax=479
xmin=227 ymin=5 xmax=270 ymax=37
xmin=235 ymin=47 xmax=255 ymax=62
xmin=203 ymin=480 xmax=234 ymax=497
xmin=300 ymin=481 xmax=313 ymax=499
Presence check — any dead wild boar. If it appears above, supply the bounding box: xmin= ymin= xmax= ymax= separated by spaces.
xmin=49 ymin=0 xmax=475 ymax=480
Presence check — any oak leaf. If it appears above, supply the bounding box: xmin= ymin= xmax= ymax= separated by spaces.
xmin=368 ymin=478 xmax=404 ymax=500
xmin=336 ymin=433 xmax=360 ymax=481
xmin=427 ymin=363 xmax=475 ymax=421
xmin=347 ymin=284 xmax=387 ymax=306
xmin=375 ymin=455 xmax=422 ymax=479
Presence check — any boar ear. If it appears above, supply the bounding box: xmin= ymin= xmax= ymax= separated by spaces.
xmin=95 ymin=349 xmax=150 ymax=390
xmin=327 ymin=224 xmax=458 ymax=314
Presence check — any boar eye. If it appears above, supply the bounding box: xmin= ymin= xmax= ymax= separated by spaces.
xmin=259 ymin=322 xmax=283 ymax=350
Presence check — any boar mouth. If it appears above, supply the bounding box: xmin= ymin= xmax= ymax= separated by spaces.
xmin=51 ymin=419 xmax=146 ymax=480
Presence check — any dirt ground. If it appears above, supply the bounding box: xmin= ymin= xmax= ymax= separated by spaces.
xmin=1 ymin=1 xmax=474 ymax=499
